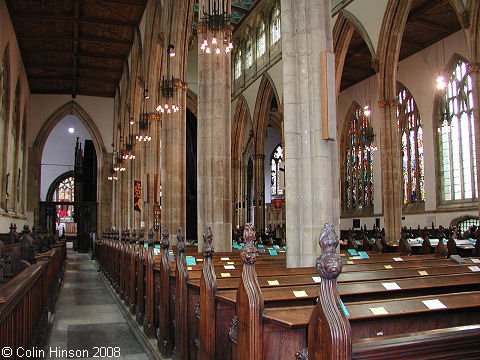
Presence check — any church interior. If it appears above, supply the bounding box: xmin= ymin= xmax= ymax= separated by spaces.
xmin=1 ymin=0 xmax=480 ymax=359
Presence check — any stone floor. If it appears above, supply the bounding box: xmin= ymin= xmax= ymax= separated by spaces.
xmin=46 ymin=252 xmax=154 ymax=360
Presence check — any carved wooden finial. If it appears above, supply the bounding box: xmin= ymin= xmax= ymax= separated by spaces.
xmin=131 ymin=229 xmax=137 ymax=243
xmin=161 ymin=228 xmax=170 ymax=249
xmin=147 ymin=229 xmax=154 ymax=245
xmin=316 ymin=223 xmax=342 ymax=280
xmin=125 ymin=229 xmax=130 ymax=242
xmin=241 ymin=223 xmax=258 ymax=265
xmin=202 ymin=226 xmax=214 ymax=258
xmin=177 ymin=227 xmax=185 ymax=253
xmin=138 ymin=229 xmax=144 ymax=243
xmin=308 ymin=223 xmax=351 ymax=360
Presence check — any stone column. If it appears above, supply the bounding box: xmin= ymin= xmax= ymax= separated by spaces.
xmin=282 ymin=0 xmax=339 ymax=267
xmin=468 ymin=64 xmax=480 ymax=216
xmin=160 ymin=0 xmax=194 ymax=245
xmin=252 ymin=153 xmax=265 ymax=233
xmin=196 ymin=0 xmax=232 ymax=252
xmin=378 ymin=99 xmax=401 ymax=244
xmin=161 ymin=90 xmax=186 ymax=245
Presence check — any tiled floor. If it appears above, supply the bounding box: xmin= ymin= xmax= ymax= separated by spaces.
xmin=46 ymin=252 xmax=150 ymax=360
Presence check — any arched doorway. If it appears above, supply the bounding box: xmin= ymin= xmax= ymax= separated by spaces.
xmin=32 ymin=101 xmax=107 ymax=252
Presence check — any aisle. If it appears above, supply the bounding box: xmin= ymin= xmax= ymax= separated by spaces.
xmin=46 ymin=252 xmax=150 ymax=360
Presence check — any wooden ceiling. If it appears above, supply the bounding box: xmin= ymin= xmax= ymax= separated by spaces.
xmin=5 ymin=0 xmax=147 ymax=98
xmin=5 ymin=0 xmax=463 ymax=97
xmin=340 ymin=0 xmax=462 ymax=91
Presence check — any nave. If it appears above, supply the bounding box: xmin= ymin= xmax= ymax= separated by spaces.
xmin=46 ymin=252 xmax=152 ymax=360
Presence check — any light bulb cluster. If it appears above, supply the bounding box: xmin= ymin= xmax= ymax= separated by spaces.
xmin=200 ymin=37 xmax=233 ymax=54
xmin=156 ymin=103 xmax=180 ymax=114
xmin=365 ymin=145 xmax=378 ymax=152
xmin=113 ymin=165 xmax=126 ymax=172
xmin=107 ymin=176 xmax=118 ymax=181
xmin=122 ymin=152 xmax=135 ymax=160
xmin=436 ymin=75 xmax=446 ymax=90
xmin=135 ymin=134 xmax=152 ymax=142
xmin=363 ymin=105 xmax=371 ymax=117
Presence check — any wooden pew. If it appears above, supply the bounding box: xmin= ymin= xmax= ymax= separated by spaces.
xmin=233 ymin=224 xmax=480 ymax=359
xmin=0 ymin=241 xmax=66 ymax=356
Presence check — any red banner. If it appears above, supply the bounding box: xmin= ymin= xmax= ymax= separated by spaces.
xmin=134 ymin=180 xmax=141 ymax=212
xmin=272 ymin=198 xmax=285 ymax=210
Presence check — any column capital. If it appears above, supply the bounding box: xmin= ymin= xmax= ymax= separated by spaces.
xmin=378 ymin=98 xmax=398 ymax=108
xmin=468 ymin=63 xmax=480 ymax=73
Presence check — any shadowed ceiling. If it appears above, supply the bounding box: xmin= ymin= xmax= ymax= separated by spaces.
xmin=4 ymin=0 xmax=464 ymax=97
xmin=340 ymin=0 xmax=462 ymax=91
xmin=5 ymin=0 xmax=147 ymax=98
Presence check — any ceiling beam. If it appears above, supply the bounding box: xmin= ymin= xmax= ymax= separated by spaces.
xmin=28 ymin=75 xmax=116 ymax=84
xmin=411 ymin=19 xmax=450 ymax=33
xmin=12 ymin=14 xmax=136 ymax=28
xmin=408 ymin=1 xmax=441 ymax=22
xmin=98 ymin=0 xmax=146 ymax=6
xmin=17 ymin=33 xmax=133 ymax=46
xmin=22 ymin=49 xmax=126 ymax=61
xmin=26 ymin=63 xmax=123 ymax=75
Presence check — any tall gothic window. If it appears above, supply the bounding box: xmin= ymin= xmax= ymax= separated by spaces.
xmin=1 ymin=46 xmax=10 ymax=210
xmin=438 ymin=59 xmax=477 ymax=201
xmin=234 ymin=50 xmax=242 ymax=80
xmin=270 ymin=3 xmax=281 ymax=45
xmin=343 ymin=104 xmax=374 ymax=213
xmin=397 ymin=84 xmax=424 ymax=205
xmin=257 ymin=21 xmax=266 ymax=58
xmin=245 ymin=39 xmax=253 ymax=69
xmin=271 ymin=144 xmax=283 ymax=197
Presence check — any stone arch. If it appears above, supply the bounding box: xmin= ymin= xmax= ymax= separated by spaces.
xmin=1 ymin=43 xmax=10 ymax=209
xmin=253 ymin=73 xmax=280 ymax=154
xmin=232 ymin=95 xmax=251 ymax=227
xmin=375 ymin=0 xmax=412 ymax=242
xmin=30 ymin=101 xmax=107 ymax=225
xmin=186 ymin=89 xmax=197 ymax=118
xmin=333 ymin=11 xmax=376 ymax=95
xmin=11 ymin=80 xmax=21 ymax=212
xmin=46 ymin=170 xmax=75 ymax=202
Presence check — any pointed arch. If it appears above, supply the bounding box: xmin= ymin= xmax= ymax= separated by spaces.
xmin=30 ymin=101 xmax=108 ymax=227
xmin=1 ymin=44 xmax=11 ymax=210
xmin=396 ymin=81 xmax=425 ymax=206
xmin=10 ymin=80 xmax=21 ymax=212
xmin=46 ymin=171 xmax=75 ymax=203
xmin=340 ymin=101 xmax=375 ymax=215
xmin=253 ymin=73 xmax=280 ymax=154
xmin=333 ymin=10 xmax=376 ymax=95
xmin=186 ymin=89 xmax=197 ymax=118
xmin=33 ymin=101 xmax=106 ymax=157
xmin=434 ymin=54 xmax=477 ymax=203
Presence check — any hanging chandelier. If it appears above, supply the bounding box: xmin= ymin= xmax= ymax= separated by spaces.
xmin=198 ymin=0 xmax=233 ymax=55
xmin=157 ymin=44 xmax=182 ymax=114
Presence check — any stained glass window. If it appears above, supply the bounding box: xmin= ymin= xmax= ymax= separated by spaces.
xmin=246 ymin=39 xmax=253 ymax=69
xmin=55 ymin=176 xmax=75 ymax=219
xmin=257 ymin=22 xmax=266 ymax=58
xmin=397 ymin=85 xmax=424 ymax=204
xmin=438 ymin=59 xmax=477 ymax=202
xmin=343 ymin=105 xmax=374 ymax=212
xmin=271 ymin=3 xmax=281 ymax=46
xmin=271 ymin=144 xmax=283 ymax=196
xmin=234 ymin=50 xmax=242 ymax=80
